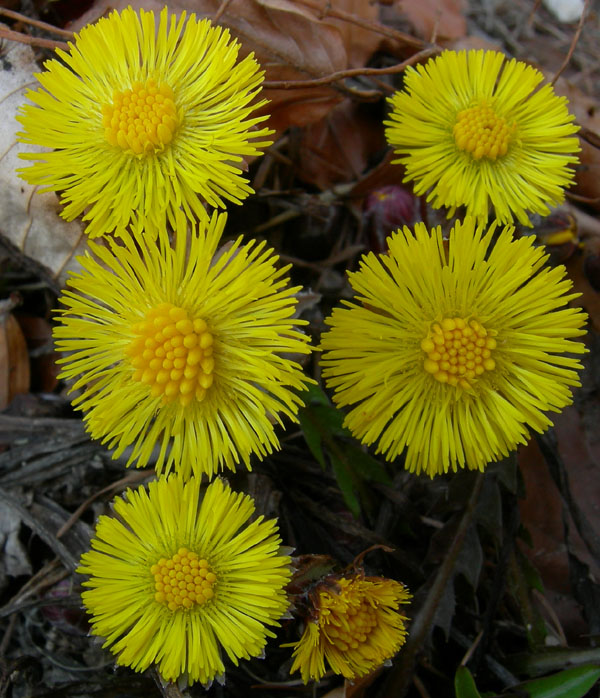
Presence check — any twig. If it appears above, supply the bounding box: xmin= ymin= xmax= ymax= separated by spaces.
xmin=0 ymin=8 xmax=73 ymax=38
xmin=263 ymin=46 xmax=438 ymax=90
xmin=413 ymin=673 xmax=432 ymax=698
xmin=531 ymin=589 xmax=567 ymax=646
xmin=213 ymin=0 xmax=234 ymax=23
xmin=0 ymin=26 xmax=68 ymax=50
xmin=566 ymin=191 xmax=600 ymax=204
xmin=294 ymin=0 xmax=426 ymax=49
xmin=578 ymin=124 xmax=600 ymax=149
xmin=459 ymin=629 xmax=483 ymax=666
xmin=527 ymin=0 xmax=543 ymax=25
xmin=0 ymin=613 xmax=17 ymax=655
xmin=56 ymin=469 xmax=152 ymax=539
xmin=384 ymin=472 xmax=485 ymax=697
xmin=550 ymin=0 xmax=591 ymax=86
xmin=0 ymin=559 xmax=68 ymax=619
xmin=0 ymin=487 xmax=79 ymax=570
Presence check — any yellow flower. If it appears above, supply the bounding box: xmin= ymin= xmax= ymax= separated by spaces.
xmin=78 ymin=475 xmax=291 ymax=685
xmin=17 ymin=7 xmax=272 ymax=238
xmin=290 ymin=574 xmax=410 ymax=682
xmin=385 ymin=50 xmax=579 ymax=226
xmin=320 ymin=218 xmax=587 ymax=477
xmin=53 ymin=211 xmax=311 ymax=478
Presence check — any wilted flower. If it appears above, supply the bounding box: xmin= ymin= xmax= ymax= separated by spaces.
xmin=17 ymin=7 xmax=272 ymax=237
xmin=385 ymin=50 xmax=579 ymax=226
xmin=54 ymin=212 xmax=311 ymax=478
xmin=78 ymin=476 xmax=291 ymax=685
xmin=290 ymin=573 xmax=410 ymax=682
xmin=320 ymin=217 xmax=587 ymax=476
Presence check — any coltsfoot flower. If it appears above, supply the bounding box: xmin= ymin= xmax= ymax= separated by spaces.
xmin=290 ymin=574 xmax=410 ymax=682
xmin=78 ymin=476 xmax=292 ymax=685
xmin=320 ymin=217 xmax=587 ymax=477
xmin=53 ymin=211 xmax=311 ymax=478
xmin=17 ymin=7 xmax=272 ymax=237
xmin=385 ymin=50 xmax=580 ymax=226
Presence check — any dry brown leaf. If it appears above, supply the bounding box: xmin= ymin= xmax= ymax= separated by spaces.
xmin=295 ymin=0 xmax=383 ymax=68
xmin=295 ymin=98 xmax=387 ymax=190
xmin=518 ymin=383 xmax=600 ymax=638
xmin=553 ymin=79 xmax=600 ymax=209
xmin=16 ymin=314 xmax=59 ymax=393
xmin=395 ymin=0 xmax=466 ymax=42
xmin=0 ymin=38 xmax=87 ymax=288
xmin=0 ymin=308 xmax=30 ymax=410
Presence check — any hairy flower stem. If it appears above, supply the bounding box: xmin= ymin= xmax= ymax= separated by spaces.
xmin=384 ymin=471 xmax=485 ymax=696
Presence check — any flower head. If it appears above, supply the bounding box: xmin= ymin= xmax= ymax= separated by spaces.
xmin=53 ymin=211 xmax=311 ymax=478
xmin=78 ymin=475 xmax=291 ymax=685
xmin=290 ymin=574 xmax=410 ymax=682
xmin=17 ymin=7 xmax=272 ymax=237
xmin=320 ymin=218 xmax=587 ymax=477
xmin=385 ymin=50 xmax=579 ymax=226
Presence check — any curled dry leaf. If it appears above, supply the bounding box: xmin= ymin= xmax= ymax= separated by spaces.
xmin=294 ymin=0 xmax=382 ymax=68
xmin=0 ymin=303 xmax=30 ymax=410
xmin=0 ymin=37 xmax=86 ymax=289
xmin=553 ymin=79 xmax=600 ymax=209
xmin=294 ymin=98 xmax=387 ymax=190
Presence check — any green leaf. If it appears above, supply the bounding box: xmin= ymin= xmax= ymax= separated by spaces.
xmin=341 ymin=442 xmax=391 ymax=485
xmin=330 ymin=451 xmax=361 ymax=517
xmin=298 ymin=410 xmax=326 ymax=468
xmin=298 ymin=387 xmax=390 ymax=516
xmin=302 ymin=382 xmax=331 ymax=407
xmin=522 ymin=665 xmax=600 ymax=698
xmin=454 ymin=667 xmax=482 ymax=698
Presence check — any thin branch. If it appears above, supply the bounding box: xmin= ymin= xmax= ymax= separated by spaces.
xmin=294 ymin=0 xmax=426 ymax=49
xmin=213 ymin=0 xmax=234 ymax=23
xmin=550 ymin=0 xmax=591 ymax=86
xmin=0 ymin=8 xmax=73 ymax=38
xmin=0 ymin=26 xmax=68 ymax=50
xmin=578 ymin=124 xmax=600 ymax=149
xmin=527 ymin=0 xmax=543 ymax=25
xmin=56 ymin=470 xmax=153 ymax=539
xmin=0 ymin=487 xmax=79 ymax=571
xmin=263 ymin=46 xmax=438 ymax=90
xmin=566 ymin=191 xmax=600 ymax=204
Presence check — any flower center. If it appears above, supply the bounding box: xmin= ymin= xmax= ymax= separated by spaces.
xmin=324 ymin=598 xmax=378 ymax=651
xmin=453 ymin=103 xmax=514 ymax=160
xmin=126 ymin=302 xmax=214 ymax=406
xmin=151 ymin=548 xmax=217 ymax=612
xmin=421 ymin=317 xmax=496 ymax=389
xmin=102 ymin=79 xmax=178 ymax=155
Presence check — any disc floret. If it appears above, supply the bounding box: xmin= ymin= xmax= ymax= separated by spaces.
xmin=421 ymin=317 xmax=497 ymax=389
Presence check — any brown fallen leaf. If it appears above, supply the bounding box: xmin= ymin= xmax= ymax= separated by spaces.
xmin=295 ymin=0 xmax=383 ymax=68
xmin=294 ymin=98 xmax=387 ymax=190
xmin=395 ymin=0 xmax=467 ymax=42
xmin=15 ymin=314 xmax=59 ymax=393
xmin=553 ymin=79 xmax=600 ymax=209
xmin=0 ymin=300 xmax=30 ymax=410
xmin=518 ymin=431 xmax=590 ymax=641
